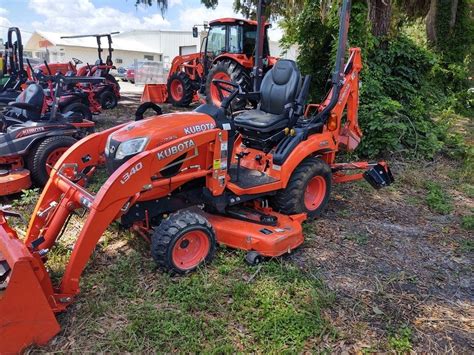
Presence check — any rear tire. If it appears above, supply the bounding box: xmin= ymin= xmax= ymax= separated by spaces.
xmin=27 ymin=136 xmax=77 ymax=186
xmin=99 ymin=90 xmax=118 ymax=109
xmin=272 ymin=157 xmax=332 ymax=219
xmin=61 ymin=102 xmax=92 ymax=121
xmin=151 ymin=210 xmax=216 ymax=274
xmin=167 ymin=72 xmax=194 ymax=107
xmin=205 ymin=59 xmax=251 ymax=111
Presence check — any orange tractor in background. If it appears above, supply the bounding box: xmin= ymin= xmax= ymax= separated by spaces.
xmin=143 ymin=0 xmax=276 ymax=109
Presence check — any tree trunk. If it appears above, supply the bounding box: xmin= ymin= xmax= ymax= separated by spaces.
xmin=426 ymin=0 xmax=437 ymax=45
xmin=368 ymin=0 xmax=393 ymax=38
xmin=449 ymin=0 xmax=459 ymax=29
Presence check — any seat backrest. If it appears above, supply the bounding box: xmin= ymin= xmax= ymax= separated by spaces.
xmin=260 ymin=60 xmax=301 ymax=115
xmin=15 ymin=83 xmax=44 ymax=120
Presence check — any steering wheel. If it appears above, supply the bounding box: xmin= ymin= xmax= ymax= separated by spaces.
xmin=135 ymin=102 xmax=162 ymax=121
xmin=72 ymin=57 xmax=83 ymax=65
xmin=212 ymin=78 xmax=240 ymax=99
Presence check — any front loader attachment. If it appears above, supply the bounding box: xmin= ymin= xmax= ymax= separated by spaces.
xmin=0 ymin=210 xmax=60 ymax=353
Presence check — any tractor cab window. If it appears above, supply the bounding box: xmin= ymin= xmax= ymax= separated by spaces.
xmin=228 ymin=25 xmax=243 ymax=54
xmin=207 ymin=25 xmax=226 ymax=57
xmin=243 ymin=25 xmax=270 ymax=57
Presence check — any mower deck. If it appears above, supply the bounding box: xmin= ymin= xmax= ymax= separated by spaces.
xmin=0 ymin=168 xmax=31 ymax=195
xmin=207 ymin=210 xmax=306 ymax=257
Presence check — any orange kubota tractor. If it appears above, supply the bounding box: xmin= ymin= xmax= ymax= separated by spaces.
xmin=143 ymin=0 xmax=275 ymax=109
xmin=0 ymin=0 xmax=393 ymax=351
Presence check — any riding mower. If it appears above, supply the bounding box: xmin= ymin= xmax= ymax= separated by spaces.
xmin=0 ymin=27 xmax=28 ymax=106
xmin=0 ymin=74 xmax=101 ymax=196
xmin=36 ymin=33 xmax=121 ymax=109
xmin=33 ymin=61 xmax=105 ymax=119
xmin=0 ymin=0 xmax=393 ymax=351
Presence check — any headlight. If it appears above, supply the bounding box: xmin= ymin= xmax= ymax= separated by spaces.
xmin=115 ymin=137 xmax=149 ymax=160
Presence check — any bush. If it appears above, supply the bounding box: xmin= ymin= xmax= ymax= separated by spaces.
xmin=281 ymin=0 xmax=472 ymax=159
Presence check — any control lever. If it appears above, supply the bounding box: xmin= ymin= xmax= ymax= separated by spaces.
xmin=235 ymin=151 xmax=250 ymax=182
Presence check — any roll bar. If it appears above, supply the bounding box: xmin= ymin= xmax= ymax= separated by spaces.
xmin=61 ymin=32 xmax=119 ymax=66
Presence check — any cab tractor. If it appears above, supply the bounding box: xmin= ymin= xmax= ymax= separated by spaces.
xmin=143 ymin=0 xmax=275 ymax=109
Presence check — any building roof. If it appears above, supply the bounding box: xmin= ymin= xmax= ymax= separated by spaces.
xmin=26 ymin=30 xmax=165 ymax=54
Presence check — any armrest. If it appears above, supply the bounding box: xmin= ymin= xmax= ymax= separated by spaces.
xmin=237 ymin=91 xmax=261 ymax=101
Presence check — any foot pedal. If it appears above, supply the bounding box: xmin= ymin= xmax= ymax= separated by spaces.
xmin=364 ymin=164 xmax=394 ymax=189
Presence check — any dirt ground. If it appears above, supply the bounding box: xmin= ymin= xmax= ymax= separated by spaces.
xmin=294 ymin=164 xmax=473 ymax=353
xmin=4 ymin=87 xmax=473 ymax=352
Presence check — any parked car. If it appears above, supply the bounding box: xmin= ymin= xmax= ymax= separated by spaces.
xmin=110 ymin=66 xmax=127 ymax=81
xmin=126 ymin=66 xmax=135 ymax=84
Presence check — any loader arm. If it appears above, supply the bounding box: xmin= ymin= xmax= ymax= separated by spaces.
xmin=25 ymin=127 xmax=220 ymax=297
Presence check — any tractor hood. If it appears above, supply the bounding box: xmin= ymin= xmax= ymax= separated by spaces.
xmin=105 ymin=112 xmax=216 ymax=173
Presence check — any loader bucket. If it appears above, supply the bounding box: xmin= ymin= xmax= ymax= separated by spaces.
xmin=0 ymin=213 xmax=60 ymax=353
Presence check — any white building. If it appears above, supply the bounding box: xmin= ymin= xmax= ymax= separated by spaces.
xmin=25 ymin=30 xmax=201 ymax=68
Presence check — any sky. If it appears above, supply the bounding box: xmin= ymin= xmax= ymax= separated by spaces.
xmin=0 ymin=0 xmax=282 ymax=44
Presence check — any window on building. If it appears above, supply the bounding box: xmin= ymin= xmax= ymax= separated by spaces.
xmin=144 ymin=55 xmax=154 ymax=61
xmin=116 ymin=58 xmax=123 ymax=64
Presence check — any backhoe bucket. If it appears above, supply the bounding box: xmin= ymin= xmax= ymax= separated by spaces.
xmin=0 ymin=212 xmax=60 ymax=353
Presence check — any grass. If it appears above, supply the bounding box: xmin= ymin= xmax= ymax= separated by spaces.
xmin=425 ymin=181 xmax=453 ymax=214
xmin=48 ymin=241 xmax=334 ymax=352
xmin=387 ymin=326 xmax=413 ymax=353
xmin=461 ymin=214 xmax=474 ymax=231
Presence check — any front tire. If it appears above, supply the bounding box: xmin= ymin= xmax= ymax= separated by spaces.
xmin=27 ymin=136 xmax=77 ymax=186
xmin=167 ymin=72 xmax=194 ymax=107
xmin=99 ymin=90 xmax=118 ymax=109
xmin=272 ymin=157 xmax=332 ymax=219
xmin=61 ymin=102 xmax=93 ymax=121
xmin=151 ymin=211 xmax=216 ymax=274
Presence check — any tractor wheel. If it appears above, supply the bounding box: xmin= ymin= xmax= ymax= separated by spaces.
xmin=167 ymin=72 xmax=194 ymax=107
xmin=27 ymin=136 xmax=77 ymax=186
xmin=99 ymin=90 xmax=118 ymax=109
xmin=61 ymin=102 xmax=93 ymax=121
xmin=205 ymin=59 xmax=251 ymax=111
xmin=272 ymin=157 xmax=332 ymax=219
xmin=151 ymin=210 xmax=216 ymax=274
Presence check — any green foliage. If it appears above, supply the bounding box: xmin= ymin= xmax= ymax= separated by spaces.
xmin=282 ymin=0 xmax=472 ymax=159
xmin=388 ymin=326 xmax=413 ymax=352
xmin=425 ymin=181 xmax=453 ymax=214
xmin=461 ymin=214 xmax=474 ymax=231
xmin=12 ymin=188 xmax=40 ymax=206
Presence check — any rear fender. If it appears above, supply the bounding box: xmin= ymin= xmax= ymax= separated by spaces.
xmin=278 ymin=131 xmax=337 ymax=188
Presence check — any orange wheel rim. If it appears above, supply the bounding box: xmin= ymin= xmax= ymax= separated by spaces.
xmin=170 ymin=79 xmax=184 ymax=101
xmin=45 ymin=147 xmax=68 ymax=174
xmin=210 ymin=72 xmax=231 ymax=106
xmin=304 ymin=176 xmax=326 ymax=211
xmin=171 ymin=230 xmax=210 ymax=270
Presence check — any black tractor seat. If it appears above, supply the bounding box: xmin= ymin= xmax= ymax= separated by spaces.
xmin=6 ymin=83 xmax=45 ymax=121
xmin=233 ymin=59 xmax=301 ymax=151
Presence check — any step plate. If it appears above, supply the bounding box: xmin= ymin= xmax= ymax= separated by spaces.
xmin=228 ymin=166 xmax=277 ymax=189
